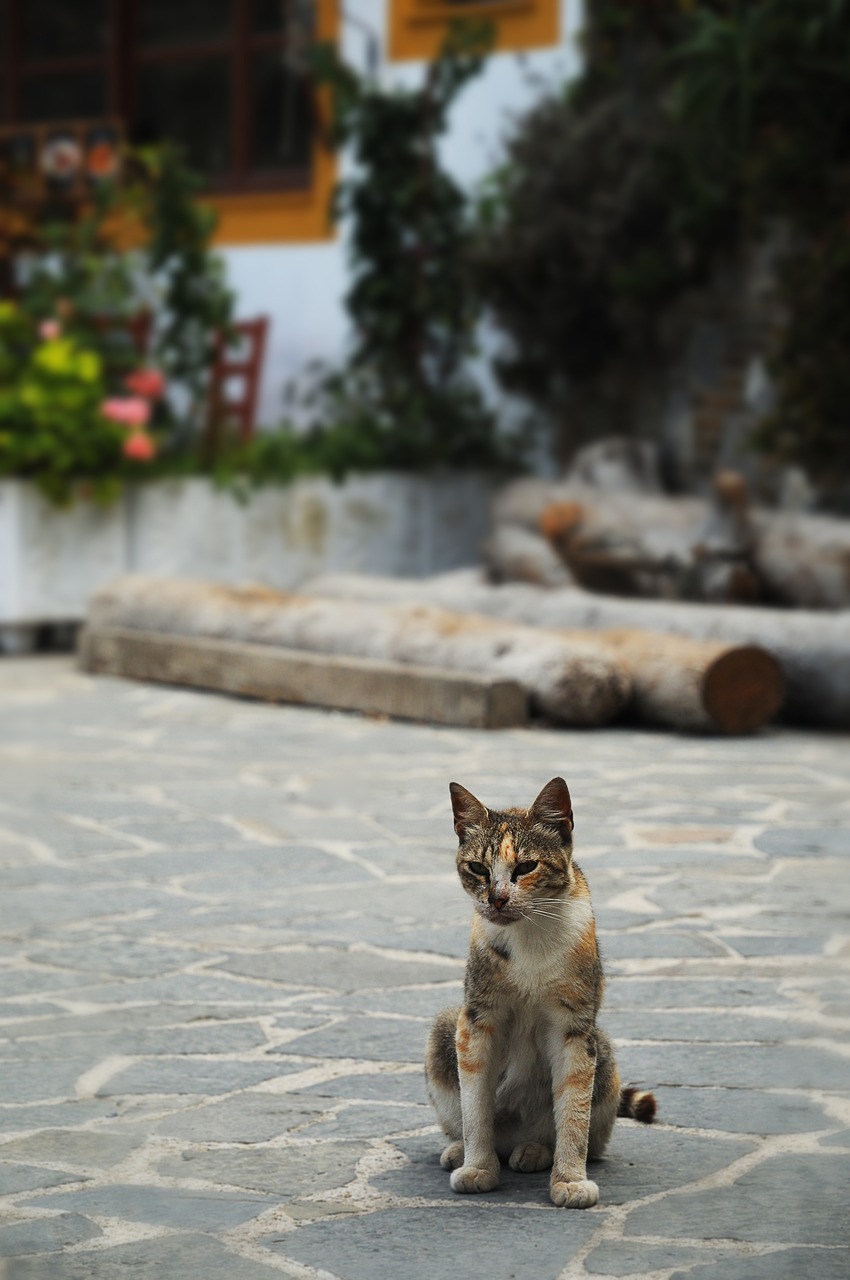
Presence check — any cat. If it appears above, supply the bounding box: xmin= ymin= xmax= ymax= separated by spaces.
xmin=425 ymin=776 xmax=655 ymax=1208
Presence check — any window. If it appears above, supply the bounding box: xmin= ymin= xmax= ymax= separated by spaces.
xmin=389 ymin=0 xmax=561 ymax=62
xmin=0 ymin=0 xmax=337 ymax=242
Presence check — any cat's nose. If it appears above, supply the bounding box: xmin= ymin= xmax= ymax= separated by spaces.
xmin=489 ymin=888 xmax=511 ymax=910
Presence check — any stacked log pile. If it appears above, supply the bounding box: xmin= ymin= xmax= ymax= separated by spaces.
xmin=487 ymin=469 xmax=850 ymax=611
xmin=84 ymin=575 xmax=785 ymax=733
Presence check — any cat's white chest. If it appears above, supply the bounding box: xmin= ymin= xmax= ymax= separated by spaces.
xmin=484 ymin=895 xmax=594 ymax=998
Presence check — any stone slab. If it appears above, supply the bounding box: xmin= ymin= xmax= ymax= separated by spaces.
xmin=79 ymin=627 xmax=529 ymax=729
xmin=625 ymin=1153 xmax=850 ymax=1246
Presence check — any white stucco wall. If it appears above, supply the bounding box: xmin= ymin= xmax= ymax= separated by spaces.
xmin=221 ymin=0 xmax=584 ymax=426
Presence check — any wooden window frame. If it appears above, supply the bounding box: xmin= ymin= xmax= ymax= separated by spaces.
xmin=0 ymin=0 xmax=338 ymax=243
xmin=388 ymin=0 xmax=561 ymax=62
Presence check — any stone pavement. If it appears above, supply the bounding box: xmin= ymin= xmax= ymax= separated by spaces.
xmin=0 ymin=655 xmax=848 ymax=1280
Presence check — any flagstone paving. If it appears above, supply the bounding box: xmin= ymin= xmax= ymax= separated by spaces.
xmin=0 ymin=655 xmax=848 ymax=1279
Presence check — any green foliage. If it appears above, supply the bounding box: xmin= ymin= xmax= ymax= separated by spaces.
xmin=474 ymin=0 xmax=850 ymax=481
xmin=17 ymin=144 xmax=233 ymax=450
xmin=133 ymin=144 xmax=234 ymax=438
xmin=306 ymin=23 xmax=507 ymax=470
xmin=753 ymin=230 xmax=850 ymax=481
xmin=0 ymin=304 xmax=125 ymax=505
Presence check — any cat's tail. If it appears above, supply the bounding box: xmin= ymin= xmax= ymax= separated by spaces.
xmin=618 ymin=1086 xmax=657 ymax=1124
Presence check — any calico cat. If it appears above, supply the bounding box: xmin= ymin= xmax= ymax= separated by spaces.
xmin=425 ymin=777 xmax=655 ymax=1208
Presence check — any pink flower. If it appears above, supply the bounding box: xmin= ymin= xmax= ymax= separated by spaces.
xmin=39 ymin=319 xmax=62 ymax=341
xmin=122 ymin=432 xmax=157 ymax=462
xmin=102 ymin=397 xmax=150 ymax=428
xmin=124 ymin=368 xmax=165 ymax=400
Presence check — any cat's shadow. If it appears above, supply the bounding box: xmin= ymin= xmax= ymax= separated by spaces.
xmin=371 ymin=1133 xmax=609 ymax=1206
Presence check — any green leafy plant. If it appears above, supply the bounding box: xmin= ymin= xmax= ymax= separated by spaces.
xmin=303 ymin=23 xmax=511 ymax=471
xmin=0 ymin=306 xmax=117 ymax=503
xmin=474 ymin=0 xmax=850 ymax=485
xmin=18 ymin=143 xmax=233 ymax=458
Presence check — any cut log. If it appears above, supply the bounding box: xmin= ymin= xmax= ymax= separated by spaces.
xmin=483 ymin=523 xmax=575 ymax=588
xmin=86 ymin=576 xmax=631 ymax=727
xmin=584 ymin=631 xmax=783 ymax=733
xmin=752 ymin=511 xmax=850 ymax=609
xmin=495 ymin=475 xmax=850 ymax=608
xmin=538 ymin=484 xmax=750 ymax=601
xmin=308 ymin=571 xmax=849 ymax=727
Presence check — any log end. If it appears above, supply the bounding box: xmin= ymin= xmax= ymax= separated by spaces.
xmin=540 ymin=501 xmax=585 ymax=542
xmin=701 ymin=645 xmax=785 ymax=734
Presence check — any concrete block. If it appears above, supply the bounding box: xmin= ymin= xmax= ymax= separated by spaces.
xmin=79 ymin=626 xmax=528 ymax=729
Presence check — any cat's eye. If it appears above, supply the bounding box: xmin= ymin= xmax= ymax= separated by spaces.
xmin=466 ymin=861 xmax=490 ymax=880
xmin=512 ymin=861 xmax=538 ymax=880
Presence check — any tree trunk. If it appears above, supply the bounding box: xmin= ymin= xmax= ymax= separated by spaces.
xmin=308 ymin=571 xmax=849 ymax=727
xmin=86 ymin=576 xmax=631 ymax=727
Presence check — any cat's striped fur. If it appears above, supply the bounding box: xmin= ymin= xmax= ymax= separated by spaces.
xmin=425 ymin=777 xmax=655 ymax=1208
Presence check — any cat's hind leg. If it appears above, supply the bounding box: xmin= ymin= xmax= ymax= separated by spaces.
xmin=588 ymin=1030 xmax=620 ymax=1161
xmin=508 ymin=1141 xmax=553 ymax=1173
xmin=425 ymin=1006 xmax=464 ymax=1167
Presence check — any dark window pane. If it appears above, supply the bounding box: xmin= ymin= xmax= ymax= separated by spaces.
xmin=254 ymin=0 xmax=286 ymax=34
xmin=138 ymin=0 xmax=231 ymax=49
xmin=23 ymin=0 xmax=108 ymax=59
xmin=137 ymin=59 xmax=230 ymax=176
xmin=20 ymin=71 xmax=107 ymax=121
xmin=251 ymin=49 xmax=311 ymax=173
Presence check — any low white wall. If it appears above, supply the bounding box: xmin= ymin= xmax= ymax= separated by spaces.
xmin=0 ymin=474 xmax=494 ymax=635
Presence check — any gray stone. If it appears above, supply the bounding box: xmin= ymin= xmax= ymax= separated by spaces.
xmin=299 ymin=1070 xmax=428 ymax=1104
xmin=22 ymin=1185 xmax=272 ymax=1231
xmin=755 ymin=828 xmax=850 ymax=858
xmin=216 ymin=948 xmax=463 ymax=992
xmin=585 ymin=1241 xmax=720 ymax=1275
xmin=626 ymin=1154 xmax=850 ymax=1245
xmin=157 ymin=1141 xmax=362 ymax=1198
xmin=0 ymin=1098 xmax=126 ymax=1136
xmin=270 ymin=1204 xmax=600 ymax=1280
xmin=604 ymin=1008 xmax=822 ymax=1043
xmin=604 ymin=977 xmax=793 ymax=1010
xmin=671 ymin=1246 xmax=850 ymax=1280
xmin=0 ymin=1162 xmax=85 ymax=1195
xmin=653 ymin=1086 xmax=835 ymax=1135
xmin=0 ymin=1213 xmax=101 ymax=1256
xmin=5 ymin=1020 xmax=269 ymax=1060
xmin=298 ymin=1102 xmax=431 ymax=1140
xmin=0 ymin=1129 xmax=141 ymax=1170
xmin=282 ymin=1014 xmax=427 ymax=1064
xmin=617 ymin=1042 xmax=850 ymax=1091
xmin=151 ymin=1093 xmax=330 ymax=1144
xmin=597 ymin=930 xmax=726 ymax=959
xmin=4 ymin=1233 xmax=288 ymax=1279
xmin=96 ymin=1057 xmax=290 ymax=1097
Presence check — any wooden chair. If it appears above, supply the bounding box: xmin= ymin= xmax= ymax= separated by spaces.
xmin=207 ymin=316 xmax=269 ymax=445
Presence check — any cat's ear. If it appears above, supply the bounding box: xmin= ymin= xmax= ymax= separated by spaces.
xmin=528 ymin=777 xmax=573 ymax=842
xmin=449 ymin=782 xmax=489 ymax=843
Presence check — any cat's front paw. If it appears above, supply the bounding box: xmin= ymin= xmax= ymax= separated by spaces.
xmin=550 ymin=1178 xmax=599 ymax=1209
xmin=450 ymin=1162 xmax=500 ymax=1193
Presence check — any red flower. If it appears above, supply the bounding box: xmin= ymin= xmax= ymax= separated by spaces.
xmin=122 ymin=432 xmax=157 ymax=462
xmin=124 ymin=368 xmax=165 ymax=400
xmin=102 ymin=397 xmax=150 ymax=428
